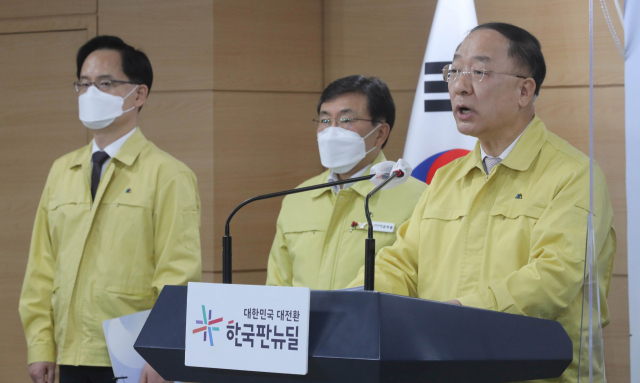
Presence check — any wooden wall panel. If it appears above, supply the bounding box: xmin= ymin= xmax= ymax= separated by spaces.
xmin=603 ymin=275 xmax=630 ymax=382
xmin=214 ymin=0 xmax=323 ymax=92
xmin=0 ymin=15 xmax=96 ymax=36
xmin=0 ymin=0 xmax=95 ymax=19
xmin=98 ymin=0 xmax=213 ymax=92
xmin=138 ymin=91 xmax=214 ymax=272
xmin=535 ymin=86 xmax=627 ymax=275
xmin=0 ymin=29 xmax=90 ymax=381
xmin=213 ymin=91 xmax=323 ymax=272
xmin=324 ymin=0 xmax=436 ymax=91
xmin=203 ymin=271 xmax=215 ymax=283
xmin=476 ymin=0 xmax=624 ymax=86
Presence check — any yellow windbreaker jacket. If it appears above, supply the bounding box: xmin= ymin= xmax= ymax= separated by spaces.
xmin=267 ymin=152 xmax=426 ymax=290
xmin=349 ymin=116 xmax=616 ymax=382
xmin=19 ymin=128 xmax=202 ymax=366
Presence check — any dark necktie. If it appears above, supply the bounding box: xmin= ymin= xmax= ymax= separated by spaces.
xmin=91 ymin=151 xmax=110 ymax=201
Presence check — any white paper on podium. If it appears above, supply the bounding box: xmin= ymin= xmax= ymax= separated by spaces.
xmin=185 ymin=282 xmax=311 ymax=375
xmin=102 ymin=310 xmax=150 ymax=383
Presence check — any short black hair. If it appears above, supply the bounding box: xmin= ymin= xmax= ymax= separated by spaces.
xmin=469 ymin=22 xmax=546 ymax=96
xmin=76 ymin=35 xmax=153 ymax=102
xmin=318 ymin=75 xmax=395 ymax=148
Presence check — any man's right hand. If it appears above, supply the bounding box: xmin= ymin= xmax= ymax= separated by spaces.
xmin=28 ymin=362 xmax=55 ymax=383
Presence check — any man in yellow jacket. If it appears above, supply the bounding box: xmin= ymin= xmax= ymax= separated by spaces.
xmin=349 ymin=23 xmax=616 ymax=382
xmin=19 ymin=36 xmax=201 ymax=383
xmin=267 ymin=75 xmax=426 ymax=290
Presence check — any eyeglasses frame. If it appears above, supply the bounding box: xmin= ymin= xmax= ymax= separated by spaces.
xmin=442 ymin=64 xmax=528 ymax=83
xmin=312 ymin=117 xmax=380 ymax=130
xmin=73 ymin=79 xmax=140 ymax=93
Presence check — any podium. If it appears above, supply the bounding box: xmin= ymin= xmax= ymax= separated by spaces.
xmin=135 ymin=285 xmax=572 ymax=383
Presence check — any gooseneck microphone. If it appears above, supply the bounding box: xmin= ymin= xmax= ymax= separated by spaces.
xmin=222 ymin=174 xmax=375 ymax=284
xmin=363 ymin=169 xmax=405 ymax=291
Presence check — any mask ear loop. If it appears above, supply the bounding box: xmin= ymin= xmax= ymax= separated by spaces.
xmin=363 ymin=124 xmax=382 ymax=155
xmin=122 ymin=85 xmax=139 ymax=113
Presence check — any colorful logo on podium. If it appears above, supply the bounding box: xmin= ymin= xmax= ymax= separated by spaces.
xmin=192 ymin=305 xmax=222 ymax=346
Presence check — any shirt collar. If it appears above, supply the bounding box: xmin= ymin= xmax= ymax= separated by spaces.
xmin=480 ymin=116 xmax=533 ymax=161
xmin=454 ymin=115 xmax=548 ymax=181
xmin=70 ymin=127 xmax=147 ymax=168
xmin=310 ymin=151 xmax=387 ymax=199
xmin=91 ymin=127 xmax=137 ymax=159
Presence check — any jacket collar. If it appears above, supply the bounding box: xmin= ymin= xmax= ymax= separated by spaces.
xmin=454 ymin=115 xmax=548 ymax=181
xmin=69 ymin=143 xmax=92 ymax=169
xmin=112 ymin=127 xmax=147 ymax=166
xmin=69 ymin=128 xmax=148 ymax=169
xmin=310 ymin=151 xmax=387 ymax=199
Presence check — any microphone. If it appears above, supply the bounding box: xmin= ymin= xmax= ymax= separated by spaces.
xmin=363 ymin=169 xmax=405 ymax=291
xmin=222 ymin=174 xmax=375 ymax=284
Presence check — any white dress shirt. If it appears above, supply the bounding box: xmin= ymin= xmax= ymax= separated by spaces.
xmin=91 ymin=127 xmax=137 ymax=178
xmin=480 ymin=118 xmax=533 ymax=164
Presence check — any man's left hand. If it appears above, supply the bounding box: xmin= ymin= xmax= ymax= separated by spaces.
xmin=444 ymin=299 xmax=461 ymax=305
xmin=139 ymin=363 xmax=171 ymax=383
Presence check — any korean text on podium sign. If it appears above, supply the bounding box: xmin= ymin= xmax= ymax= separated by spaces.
xmin=184 ymin=282 xmax=311 ymax=375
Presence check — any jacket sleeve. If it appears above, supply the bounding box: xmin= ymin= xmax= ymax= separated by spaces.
xmin=457 ymin=164 xmax=616 ymax=320
xmin=19 ymin=172 xmax=56 ymax=364
xmin=346 ymin=187 xmax=429 ymax=297
xmin=266 ymin=214 xmax=293 ymax=286
xmin=152 ymin=170 xmax=202 ymax=295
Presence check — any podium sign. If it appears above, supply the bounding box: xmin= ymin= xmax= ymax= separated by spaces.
xmin=184 ymin=282 xmax=311 ymax=375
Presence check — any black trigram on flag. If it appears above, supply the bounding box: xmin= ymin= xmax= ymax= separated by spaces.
xmin=424 ymin=61 xmax=452 ymax=112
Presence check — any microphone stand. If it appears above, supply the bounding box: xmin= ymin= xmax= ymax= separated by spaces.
xmin=222 ymin=174 xmax=374 ymax=284
xmin=363 ymin=170 xmax=403 ymax=291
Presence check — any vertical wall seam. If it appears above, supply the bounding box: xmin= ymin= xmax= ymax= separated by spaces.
xmin=211 ymin=0 xmax=218 ymax=282
xmin=96 ymin=0 xmax=99 ymax=35
xmin=321 ymin=0 xmax=325 ymax=90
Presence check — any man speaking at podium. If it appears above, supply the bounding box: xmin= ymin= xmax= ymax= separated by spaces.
xmin=348 ymin=23 xmax=616 ymax=382
xmin=19 ymin=36 xmax=201 ymax=383
xmin=267 ymin=75 xmax=426 ymax=290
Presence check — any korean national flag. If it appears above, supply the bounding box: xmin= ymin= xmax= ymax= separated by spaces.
xmin=403 ymin=0 xmax=479 ymax=184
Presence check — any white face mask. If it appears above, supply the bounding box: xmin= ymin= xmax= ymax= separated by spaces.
xmin=317 ymin=124 xmax=380 ymax=174
xmin=78 ymin=85 xmax=138 ymax=130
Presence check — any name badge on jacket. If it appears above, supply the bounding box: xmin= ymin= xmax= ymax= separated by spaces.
xmin=372 ymin=222 xmax=395 ymax=233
